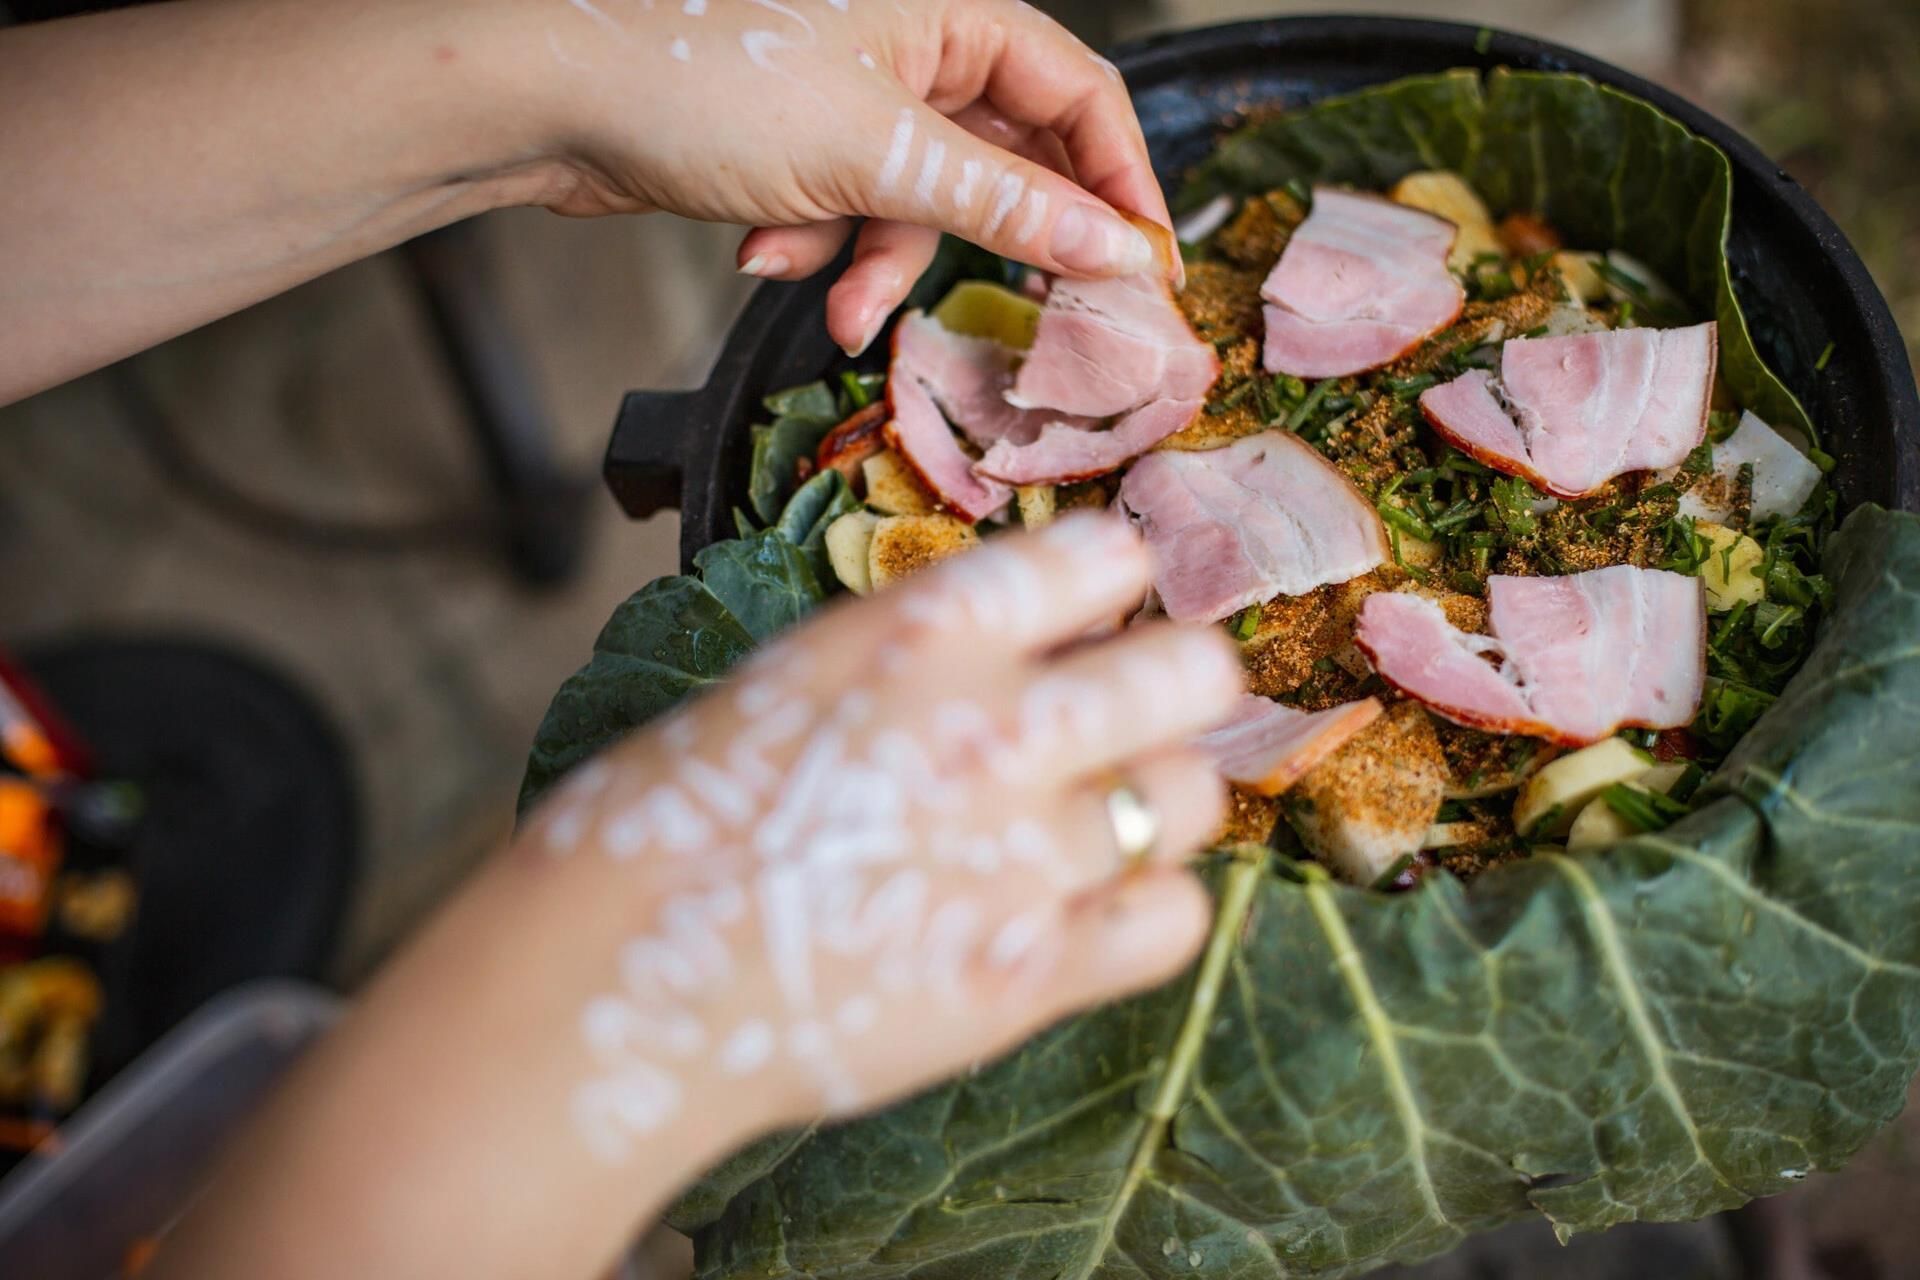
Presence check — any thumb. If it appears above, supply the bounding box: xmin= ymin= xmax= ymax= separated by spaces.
xmin=854 ymin=99 xmax=1164 ymax=280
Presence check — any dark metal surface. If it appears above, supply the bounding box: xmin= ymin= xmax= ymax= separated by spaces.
xmin=604 ymin=16 xmax=1920 ymax=570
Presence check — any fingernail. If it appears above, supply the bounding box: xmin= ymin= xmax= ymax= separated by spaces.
xmin=842 ymin=309 xmax=883 ymax=358
xmin=1050 ymin=204 xmax=1154 ymax=275
xmin=739 ymin=252 xmax=791 ymax=279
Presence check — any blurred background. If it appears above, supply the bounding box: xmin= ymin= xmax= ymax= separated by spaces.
xmin=0 ymin=1 xmax=1914 ymax=1277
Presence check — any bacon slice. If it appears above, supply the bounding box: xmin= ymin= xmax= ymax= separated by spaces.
xmin=881 ymin=369 xmax=1010 ymax=523
xmin=975 ymin=219 xmax=1218 ymax=485
xmin=890 ymin=312 xmax=1067 ymax=451
xmin=1354 ymin=565 xmax=1707 ymax=747
xmin=1197 ymin=694 xmax=1384 ymax=796
xmin=1118 ymin=429 xmax=1389 ymax=623
xmin=1261 ymin=187 xmax=1465 ymax=378
xmin=1419 ymin=324 xmax=1718 ymax=498
xmin=815 ymin=402 xmax=888 ymax=482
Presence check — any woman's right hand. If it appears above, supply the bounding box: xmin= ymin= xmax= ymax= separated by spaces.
xmin=524 ymin=512 xmax=1242 ymax=1163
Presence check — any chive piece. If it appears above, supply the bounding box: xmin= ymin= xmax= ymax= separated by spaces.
xmin=1227 ymin=605 xmax=1261 ymax=641
xmin=1473 ymin=26 xmax=1494 ymax=53
xmin=1814 ymin=341 xmax=1836 ymax=372
xmin=839 ymin=370 xmax=874 ymax=409
xmin=1284 ymin=378 xmax=1337 ymax=432
xmin=1807 ymin=445 xmax=1837 ymax=474
xmin=1378 ymin=503 xmax=1437 ymax=542
xmin=1601 ymin=782 xmax=1690 ymax=833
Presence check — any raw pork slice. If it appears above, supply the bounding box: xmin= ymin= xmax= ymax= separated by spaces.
xmin=1354 ymin=565 xmax=1706 ymax=746
xmin=1119 ymin=429 xmax=1389 ymax=623
xmin=975 ymin=219 xmax=1219 ymax=484
xmin=882 ymin=370 xmax=1010 ymax=522
xmin=1261 ymin=187 xmax=1465 ymax=378
xmin=1419 ymin=323 xmax=1718 ymax=498
xmin=1197 ymin=694 xmax=1384 ymax=795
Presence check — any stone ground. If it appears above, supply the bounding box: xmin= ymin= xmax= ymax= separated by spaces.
xmin=2 ymin=0 xmax=1914 ymax=1275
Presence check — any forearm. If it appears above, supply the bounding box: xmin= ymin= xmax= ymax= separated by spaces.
xmin=0 ymin=0 xmax=567 ymax=404
xmin=151 ymin=803 xmax=768 ymax=1280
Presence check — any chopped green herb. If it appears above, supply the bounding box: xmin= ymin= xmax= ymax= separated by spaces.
xmin=1227 ymin=605 xmax=1261 ymax=641
xmin=1378 ymin=502 xmax=1438 ymax=542
xmin=1814 ymin=341 xmax=1836 ymax=372
xmin=1601 ymin=782 xmax=1690 ymax=833
xmin=1284 ymin=378 xmax=1337 ymax=432
xmin=838 ymin=370 xmax=875 ymax=410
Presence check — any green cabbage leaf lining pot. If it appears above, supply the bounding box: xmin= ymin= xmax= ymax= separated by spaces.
xmin=522 ymin=70 xmax=1920 ymax=1279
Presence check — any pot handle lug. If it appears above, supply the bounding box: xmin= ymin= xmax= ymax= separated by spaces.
xmin=605 ymin=388 xmax=704 ymax=519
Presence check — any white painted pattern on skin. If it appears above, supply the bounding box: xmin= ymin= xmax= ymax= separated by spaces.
xmin=740 ymin=0 xmax=816 ymax=70
xmin=670 ymin=37 xmax=691 ymax=61
xmin=858 ymin=49 xmax=877 ymax=69
xmin=566 ymin=0 xmax=630 ymax=40
xmin=914 ymin=139 xmax=947 ymax=209
xmin=682 ymin=0 xmax=705 ymax=11
xmin=1015 ymin=189 xmax=1050 ymax=244
xmin=983 ymin=171 xmax=1027 ymax=237
xmin=564 ymin=516 xmax=1159 ymax=1163
xmin=876 ymin=108 xmax=915 ymax=194
xmin=953 ymin=159 xmax=983 ymax=211
xmin=718 ymin=1019 xmax=775 ymax=1075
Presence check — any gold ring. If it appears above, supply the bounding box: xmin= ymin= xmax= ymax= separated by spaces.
xmin=1104 ymin=783 xmax=1160 ymax=864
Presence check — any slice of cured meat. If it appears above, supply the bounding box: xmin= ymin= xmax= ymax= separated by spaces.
xmin=1261 ymin=187 xmax=1465 ymax=378
xmin=1419 ymin=323 xmax=1718 ymax=498
xmin=975 ymin=219 xmax=1219 ymax=485
xmin=1118 ymin=429 xmax=1389 ymax=623
xmin=1354 ymin=565 xmax=1707 ymax=746
xmin=891 ymin=312 xmax=1066 ymax=451
xmin=881 ymin=368 xmax=1011 ymax=522
xmin=1197 ymin=694 xmax=1384 ymax=796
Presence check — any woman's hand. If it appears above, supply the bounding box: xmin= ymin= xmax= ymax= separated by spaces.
xmin=527 ymin=512 xmax=1238 ymax=1156
xmin=520 ymin=0 xmax=1170 ymax=353
xmin=154 ymin=516 xmax=1240 ymax=1280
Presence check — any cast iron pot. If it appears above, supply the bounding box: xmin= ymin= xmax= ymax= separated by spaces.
xmin=604 ymin=15 xmax=1920 ymax=565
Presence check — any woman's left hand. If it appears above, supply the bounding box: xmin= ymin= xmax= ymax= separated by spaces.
xmin=516 ymin=0 xmax=1170 ymax=353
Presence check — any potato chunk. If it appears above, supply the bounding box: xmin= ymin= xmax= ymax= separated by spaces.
xmin=1513 ymin=737 xmax=1653 ymax=837
xmin=868 ymin=514 xmax=979 ymax=590
xmin=1696 ymin=522 xmax=1766 ymax=611
xmin=862 ymin=450 xmax=940 ymax=517
xmin=1388 ymin=170 xmax=1501 ymax=271
xmin=931 ymin=281 xmax=1042 ymax=350
xmin=1284 ymin=701 xmax=1447 ymax=884
xmin=1016 ymin=484 xmax=1057 ymax=530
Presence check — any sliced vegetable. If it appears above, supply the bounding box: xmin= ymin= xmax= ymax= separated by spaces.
xmin=1696 ymin=521 xmax=1766 ymax=611
xmin=1549 ymin=250 xmax=1608 ymax=303
xmin=930 ymin=280 xmax=1043 ymax=350
xmin=824 ymin=511 xmax=881 ymax=596
xmin=1512 ymin=736 xmax=1652 ymax=837
xmin=1387 ymin=170 xmax=1501 ymax=271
